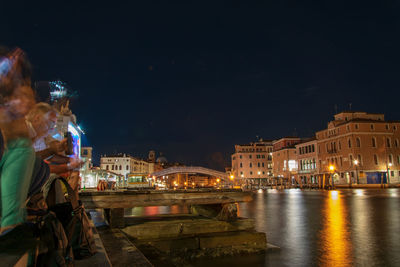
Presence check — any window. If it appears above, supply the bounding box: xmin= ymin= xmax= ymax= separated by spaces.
xmin=250 ymin=171 xmax=253 ymax=175
xmin=106 ymin=165 xmax=109 ymax=170
xmin=338 ymin=141 xmax=341 ymax=150
xmin=391 ymin=171 xmax=394 ymax=177
xmin=340 ymin=157 xmax=343 ymax=166
xmin=312 ymin=145 xmax=315 ymax=152
xmin=250 ymin=163 xmax=252 ymax=168
xmin=347 ymin=125 xmax=350 ymax=131
xmin=239 ymin=155 xmax=242 ymax=159
xmin=355 ymin=124 xmax=359 ymax=130
xmin=233 ymin=156 xmax=236 ymax=160
xmin=240 ymin=163 xmax=242 ymax=168
xmin=371 ymin=124 xmax=374 ymax=130
xmin=374 ymin=155 xmax=378 ymax=165
xmin=258 ymin=163 xmax=260 ymax=167
xmin=398 ymin=155 xmax=400 ymax=164
xmin=395 ymin=139 xmax=399 ymax=148
xmin=349 ymin=155 xmax=353 ymax=166
xmin=386 ymin=124 xmax=390 ymax=130
xmin=394 ymin=125 xmax=397 ymax=131
xmin=387 ymin=138 xmax=391 ymax=148
xmin=126 ymin=165 xmax=129 ymax=170
xmin=372 ymin=137 xmax=376 ymax=148
xmin=357 ymin=155 xmax=362 ymax=164
xmin=112 ymin=165 xmax=114 ymax=170
xmin=356 ymin=137 xmax=361 ymax=148
xmin=348 ymin=139 xmax=352 ymax=148
xmin=262 ymin=163 xmax=265 ymax=167
xmin=240 ymin=171 xmax=243 ymax=175
xmin=249 ymin=155 xmax=252 ymax=159
xmin=389 ymin=154 xmax=393 ymax=164
xmin=119 ymin=165 xmax=122 ymax=170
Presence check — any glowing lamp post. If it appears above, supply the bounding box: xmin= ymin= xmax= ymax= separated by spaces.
xmin=329 ymin=165 xmax=335 ymax=188
xmin=354 ymin=160 xmax=359 ymax=184
xmin=387 ymin=163 xmax=392 ymax=185
xmin=230 ymin=175 xmax=234 ymax=188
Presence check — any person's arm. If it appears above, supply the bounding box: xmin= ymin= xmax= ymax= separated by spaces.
xmin=36 ymin=147 xmax=55 ymax=159
xmin=36 ymin=139 xmax=67 ymax=160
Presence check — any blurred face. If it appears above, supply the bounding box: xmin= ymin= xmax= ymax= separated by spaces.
xmin=33 ymin=111 xmax=57 ymax=138
xmin=7 ymin=85 xmax=35 ymax=118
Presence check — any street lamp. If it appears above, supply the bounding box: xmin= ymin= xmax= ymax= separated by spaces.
xmin=230 ymin=175 xmax=234 ymax=189
xmin=353 ymin=160 xmax=359 ymax=184
xmin=329 ymin=165 xmax=335 ymax=188
xmin=388 ymin=163 xmax=392 ymax=185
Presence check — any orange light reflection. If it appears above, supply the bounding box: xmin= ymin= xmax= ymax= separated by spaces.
xmin=320 ymin=191 xmax=352 ymax=266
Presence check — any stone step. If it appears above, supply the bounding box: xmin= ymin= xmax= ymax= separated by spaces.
xmin=133 ymin=230 xmax=267 ymax=260
xmin=122 ymin=215 xmax=255 ymax=240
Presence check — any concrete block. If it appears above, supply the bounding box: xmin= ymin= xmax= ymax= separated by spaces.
xmin=199 ymin=231 xmax=266 ymax=250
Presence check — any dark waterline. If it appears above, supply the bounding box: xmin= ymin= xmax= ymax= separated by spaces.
xmin=126 ymin=189 xmax=400 ymax=267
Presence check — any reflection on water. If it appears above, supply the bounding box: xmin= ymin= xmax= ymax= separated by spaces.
xmin=125 ymin=205 xmax=188 ymax=217
xmin=122 ymin=189 xmax=400 ymax=266
xmin=198 ymin=189 xmax=400 ymax=267
xmin=319 ymin=190 xmax=352 ymax=266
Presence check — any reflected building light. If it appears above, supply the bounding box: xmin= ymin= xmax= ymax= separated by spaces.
xmin=355 ymin=189 xmax=364 ymax=196
xmin=330 ymin=190 xmax=339 ymax=200
xmin=257 ymin=189 xmax=263 ymax=193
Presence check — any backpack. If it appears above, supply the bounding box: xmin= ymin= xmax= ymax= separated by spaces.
xmin=44 ymin=176 xmax=97 ymax=259
xmin=35 ymin=211 xmax=74 ymax=267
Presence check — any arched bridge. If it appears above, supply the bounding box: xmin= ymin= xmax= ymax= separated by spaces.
xmin=151 ymin=166 xmax=229 ymax=181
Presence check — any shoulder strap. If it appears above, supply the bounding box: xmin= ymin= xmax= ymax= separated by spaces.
xmin=44 ymin=176 xmax=79 ymax=210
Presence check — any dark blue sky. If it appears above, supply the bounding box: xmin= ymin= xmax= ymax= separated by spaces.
xmin=2 ymin=1 xmax=400 ymax=170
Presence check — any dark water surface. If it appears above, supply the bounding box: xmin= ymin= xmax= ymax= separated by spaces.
xmin=127 ymin=189 xmax=400 ymax=267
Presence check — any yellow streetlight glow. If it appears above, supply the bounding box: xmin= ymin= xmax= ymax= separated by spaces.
xmin=216 ymin=178 xmax=220 ymax=183
xmin=230 ymin=175 xmax=234 ymax=180
xmin=353 ymin=160 xmax=359 ymax=166
xmin=329 ymin=165 xmax=335 ymax=172
xmin=389 ymin=163 xmax=393 ymax=167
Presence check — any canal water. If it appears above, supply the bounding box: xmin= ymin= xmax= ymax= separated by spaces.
xmin=128 ymin=189 xmax=400 ymax=266
xmin=196 ymin=188 xmax=400 ymax=267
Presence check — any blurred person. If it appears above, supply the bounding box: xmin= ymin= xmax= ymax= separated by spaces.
xmin=0 ymin=47 xmax=36 ymax=234
xmin=25 ymin=102 xmax=83 ymax=196
xmin=0 ymin=47 xmax=36 ymax=266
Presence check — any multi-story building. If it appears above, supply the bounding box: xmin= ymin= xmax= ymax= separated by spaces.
xmin=231 ymin=139 xmax=273 ymax=184
xmin=316 ymin=111 xmax=400 ymax=184
xmin=100 ymin=154 xmax=150 ymax=178
xmin=295 ymin=139 xmax=318 ymax=185
xmin=272 ymin=137 xmax=301 ymax=184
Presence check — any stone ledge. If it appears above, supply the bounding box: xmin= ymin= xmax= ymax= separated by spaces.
xmin=122 ymin=216 xmax=255 ymax=240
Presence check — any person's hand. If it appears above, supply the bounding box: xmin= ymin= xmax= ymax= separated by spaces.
xmin=67 ymin=157 xmax=84 ymax=170
xmin=49 ymin=138 xmax=68 ymax=154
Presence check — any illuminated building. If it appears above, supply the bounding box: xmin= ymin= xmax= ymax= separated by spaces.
xmin=272 ymin=137 xmax=302 ymax=184
xmin=296 ymin=138 xmax=319 ymax=185
xmin=316 ymin=111 xmax=400 ymax=184
xmin=100 ymin=153 xmax=150 ymax=179
xmin=231 ymin=138 xmax=273 ymax=185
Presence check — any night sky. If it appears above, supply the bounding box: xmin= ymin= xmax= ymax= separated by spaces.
xmin=2 ymin=1 xmax=400 ymax=170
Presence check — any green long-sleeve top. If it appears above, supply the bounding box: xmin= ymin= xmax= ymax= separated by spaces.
xmin=0 ymin=138 xmax=35 ymax=229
